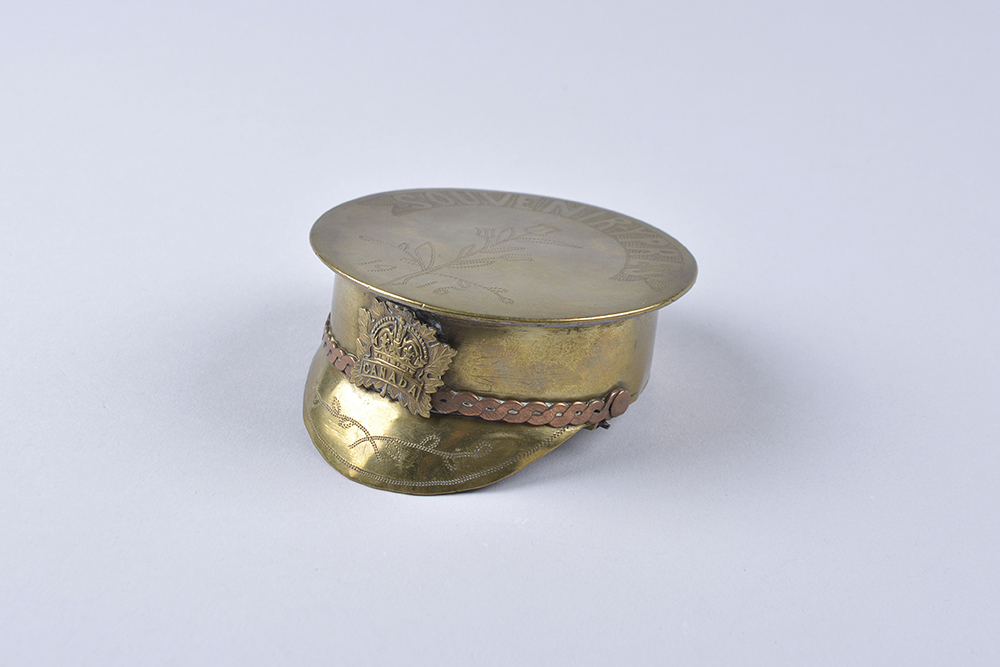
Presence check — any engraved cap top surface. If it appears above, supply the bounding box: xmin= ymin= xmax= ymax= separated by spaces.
xmin=310 ymin=189 xmax=697 ymax=323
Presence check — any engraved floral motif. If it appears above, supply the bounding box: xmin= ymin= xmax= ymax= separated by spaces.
xmin=359 ymin=225 xmax=581 ymax=304
xmin=313 ymin=395 xmax=492 ymax=471
xmin=356 ymin=190 xmax=688 ymax=292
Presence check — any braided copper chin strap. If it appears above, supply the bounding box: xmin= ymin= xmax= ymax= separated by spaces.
xmin=322 ymin=318 xmax=630 ymax=428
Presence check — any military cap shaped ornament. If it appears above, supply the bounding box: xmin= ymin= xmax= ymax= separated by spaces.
xmin=303 ymin=189 xmax=696 ymax=494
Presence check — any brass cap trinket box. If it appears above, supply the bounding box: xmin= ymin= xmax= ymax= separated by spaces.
xmin=303 ymin=189 xmax=697 ymax=494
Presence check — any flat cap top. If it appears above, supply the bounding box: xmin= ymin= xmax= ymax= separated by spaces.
xmin=311 ymin=189 xmax=696 ymax=324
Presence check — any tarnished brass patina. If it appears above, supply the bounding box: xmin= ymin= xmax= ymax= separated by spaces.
xmin=304 ymin=189 xmax=696 ymax=494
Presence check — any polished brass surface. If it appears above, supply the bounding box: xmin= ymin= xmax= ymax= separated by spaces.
xmin=330 ymin=280 xmax=657 ymax=403
xmin=323 ymin=316 xmax=630 ymax=426
xmin=311 ymin=189 xmax=697 ymax=324
xmin=303 ymin=349 xmax=581 ymax=495
xmin=305 ymin=188 xmax=696 ymax=494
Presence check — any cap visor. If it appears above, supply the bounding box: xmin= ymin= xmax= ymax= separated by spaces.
xmin=302 ymin=347 xmax=583 ymax=494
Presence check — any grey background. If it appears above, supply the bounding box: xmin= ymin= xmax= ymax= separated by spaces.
xmin=2 ymin=1 xmax=997 ymax=664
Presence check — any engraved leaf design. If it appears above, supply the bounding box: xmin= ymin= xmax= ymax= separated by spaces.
xmin=524 ymin=223 xmax=561 ymax=236
xmin=480 ymin=245 xmax=525 ymax=254
xmin=414 ymin=242 xmax=435 ymax=269
xmin=361 ymin=221 xmax=581 ymax=304
xmin=452 ymin=258 xmax=497 ymax=269
xmin=364 ymin=261 xmax=398 ymax=273
xmin=315 ymin=394 xmax=492 ymax=469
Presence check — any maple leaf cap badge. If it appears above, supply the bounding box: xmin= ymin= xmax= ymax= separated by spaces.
xmin=349 ymin=298 xmax=457 ymax=417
